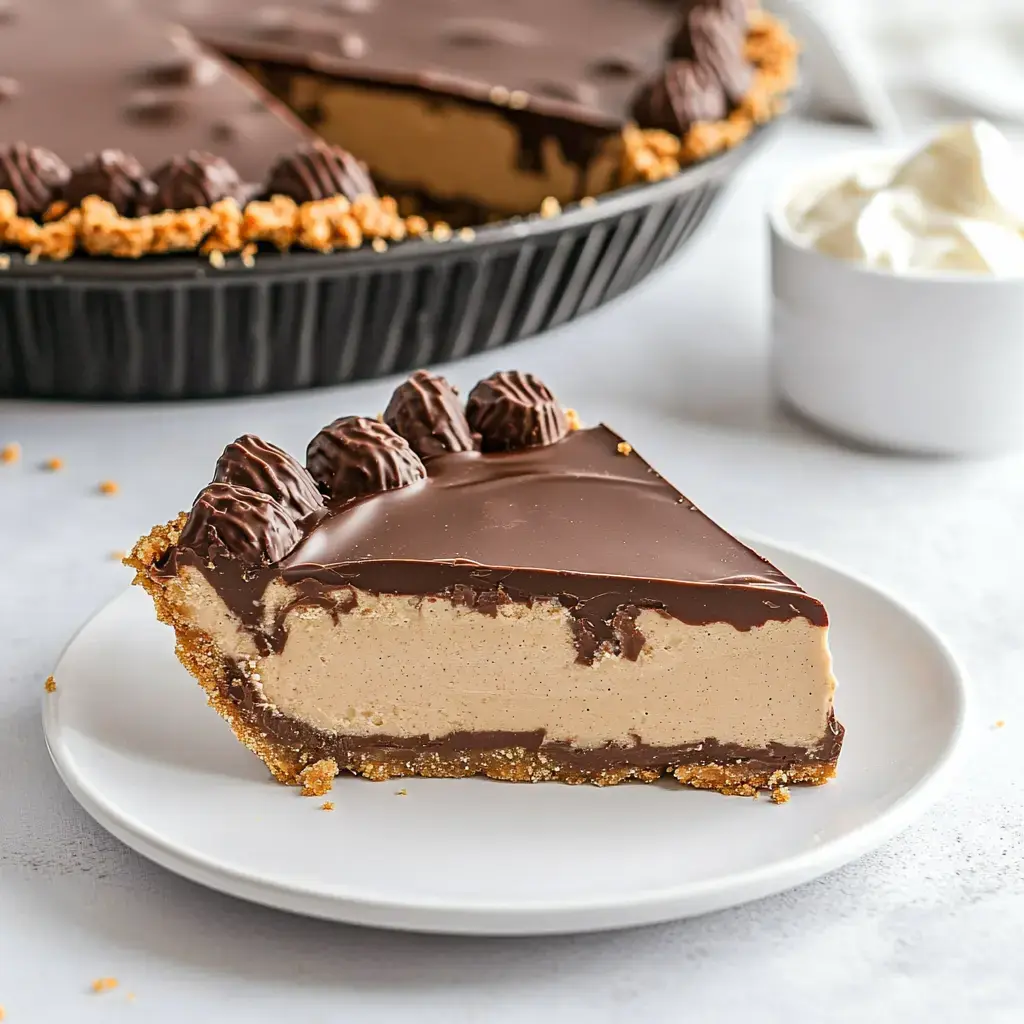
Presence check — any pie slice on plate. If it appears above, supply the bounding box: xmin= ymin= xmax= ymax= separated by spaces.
xmin=129 ymin=370 xmax=843 ymax=796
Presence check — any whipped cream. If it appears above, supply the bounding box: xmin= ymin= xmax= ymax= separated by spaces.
xmin=786 ymin=121 xmax=1024 ymax=276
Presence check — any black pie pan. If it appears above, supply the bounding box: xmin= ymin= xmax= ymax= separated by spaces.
xmin=0 ymin=119 xmax=780 ymax=400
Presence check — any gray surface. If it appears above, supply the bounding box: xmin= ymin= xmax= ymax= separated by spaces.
xmin=1 ymin=121 xmax=1021 ymax=1022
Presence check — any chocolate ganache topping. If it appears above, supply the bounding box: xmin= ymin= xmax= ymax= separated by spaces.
xmin=306 ymin=416 xmax=426 ymax=501
xmin=214 ymin=434 xmax=324 ymax=520
xmin=465 ymin=371 xmax=568 ymax=452
xmin=178 ymin=482 xmax=302 ymax=565
xmin=264 ymin=142 xmax=378 ymax=204
xmin=383 ymin=370 xmax=479 ymax=459
xmin=0 ymin=142 xmax=70 ymax=218
xmin=61 ymin=150 xmax=156 ymax=217
xmin=159 ymin=370 xmax=827 ymax=667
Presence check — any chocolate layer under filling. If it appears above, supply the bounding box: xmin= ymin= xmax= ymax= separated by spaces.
xmin=130 ymin=369 xmax=843 ymax=795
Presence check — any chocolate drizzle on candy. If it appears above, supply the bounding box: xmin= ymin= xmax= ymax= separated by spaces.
xmin=150 ymin=150 xmax=246 ymax=212
xmin=214 ymin=434 xmax=324 ymax=520
xmin=306 ymin=416 xmax=426 ymax=501
xmin=383 ymin=370 xmax=478 ymax=459
xmin=61 ymin=150 xmax=156 ymax=217
xmin=264 ymin=141 xmax=378 ymax=204
xmin=465 ymin=371 xmax=568 ymax=452
xmin=0 ymin=142 xmax=69 ymax=218
xmin=178 ymin=482 xmax=302 ymax=565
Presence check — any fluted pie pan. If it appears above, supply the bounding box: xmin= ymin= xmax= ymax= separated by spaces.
xmin=0 ymin=118 xmax=779 ymax=400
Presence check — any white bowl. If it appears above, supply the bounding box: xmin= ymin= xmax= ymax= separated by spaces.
xmin=769 ymin=154 xmax=1024 ymax=455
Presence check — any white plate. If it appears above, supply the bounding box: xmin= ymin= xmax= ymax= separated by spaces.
xmin=43 ymin=539 xmax=968 ymax=936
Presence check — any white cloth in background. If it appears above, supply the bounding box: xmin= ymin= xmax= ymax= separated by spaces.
xmin=768 ymin=0 xmax=1024 ymax=132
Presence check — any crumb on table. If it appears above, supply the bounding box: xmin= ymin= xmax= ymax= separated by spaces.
xmin=90 ymin=978 xmax=118 ymax=994
xmin=320 ymin=801 xmax=334 ymax=811
xmin=565 ymin=408 xmax=581 ymax=432
xmin=98 ymin=480 xmax=119 ymax=496
xmin=298 ymin=758 xmax=338 ymax=797
xmin=42 ymin=456 xmax=64 ymax=471
xmin=771 ymin=786 xmax=791 ymax=804
xmin=395 ymin=788 xmax=408 ymax=797
xmin=1 ymin=443 xmax=20 ymax=464
xmin=616 ymin=441 xmax=633 ymax=456
xmin=44 ymin=675 xmax=56 ymax=693
xmin=111 ymin=550 xmax=126 ymax=561
xmin=995 ymin=720 xmax=1006 ymax=729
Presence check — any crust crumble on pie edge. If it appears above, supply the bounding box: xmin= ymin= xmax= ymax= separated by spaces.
xmin=2 ymin=12 xmax=798 ymax=262
xmin=125 ymin=512 xmax=837 ymax=796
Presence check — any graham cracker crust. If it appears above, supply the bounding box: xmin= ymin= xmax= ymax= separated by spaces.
xmin=127 ymin=515 xmax=838 ymax=797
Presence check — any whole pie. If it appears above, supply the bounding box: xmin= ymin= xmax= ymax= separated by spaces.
xmin=128 ymin=370 xmax=843 ymax=796
xmin=0 ymin=0 xmax=797 ymax=260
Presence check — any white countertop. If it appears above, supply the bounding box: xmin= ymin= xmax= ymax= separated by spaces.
xmin=1 ymin=121 xmax=1021 ymax=1022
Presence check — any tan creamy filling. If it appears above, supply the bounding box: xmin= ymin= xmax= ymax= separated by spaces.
xmin=170 ymin=570 xmax=836 ymax=751
xmin=270 ymin=70 xmax=620 ymax=214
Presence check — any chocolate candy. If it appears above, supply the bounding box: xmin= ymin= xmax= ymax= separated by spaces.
xmin=631 ymin=60 xmax=727 ymax=135
xmin=61 ymin=150 xmax=156 ymax=216
xmin=670 ymin=5 xmax=752 ymax=104
xmin=178 ymin=482 xmax=302 ymax=565
xmin=214 ymin=434 xmax=324 ymax=520
xmin=383 ymin=370 xmax=478 ymax=459
xmin=306 ymin=416 xmax=426 ymax=501
xmin=0 ymin=142 xmax=70 ymax=218
xmin=465 ymin=371 xmax=568 ymax=452
xmin=264 ymin=141 xmax=377 ymax=204
xmin=150 ymin=150 xmax=244 ymax=211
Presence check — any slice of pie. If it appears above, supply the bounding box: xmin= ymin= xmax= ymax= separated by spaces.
xmin=129 ymin=370 xmax=843 ymax=795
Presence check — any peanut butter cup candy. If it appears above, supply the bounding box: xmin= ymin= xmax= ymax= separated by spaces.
xmin=306 ymin=416 xmax=426 ymax=501
xmin=265 ymin=141 xmax=377 ymax=204
xmin=61 ymin=150 xmax=156 ymax=217
xmin=150 ymin=151 xmax=245 ymax=211
xmin=631 ymin=60 xmax=727 ymax=135
xmin=177 ymin=482 xmax=302 ymax=565
xmin=383 ymin=370 xmax=479 ymax=459
xmin=0 ymin=142 xmax=70 ymax=218
xmin=670 ymin=4 xmax=752 ymax=104
xmin=214 ymin=435 xmax=323 ymax=520
xmin=465 ymin=371 xmax=568 ymax=452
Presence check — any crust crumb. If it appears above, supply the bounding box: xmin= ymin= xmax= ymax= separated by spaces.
xmin=539 ymin=196 xmax=561 ymax=219
xmin=298 ymin=758 xmax=338 ymax=797
xmin=44 ymin=675 xmax=56 ymax=693
xmin=90 ymin=978 xmax=118 ymax=994
xmin=320 ymin=800 xmax=335 ymax=811
xmin=42 ymin=456 xmax=64 ymax=471
xmin=616 ymin=441 xmax=633 ymax=456
xmin=98 ymin=480 xmax=120 ymax=496
xmin=565 ymin=408 xmax=582 ymax=431
xmin=995 ymin=719 xmax=1006 ymax=729
xmin=1 ymin=443 xmax=21 ymax=464
xmin=771 ymin=786 xmax=791 ymax=804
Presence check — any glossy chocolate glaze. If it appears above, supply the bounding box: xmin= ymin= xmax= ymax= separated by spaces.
xmin=165 ymin=425 xmax=827 ymax=664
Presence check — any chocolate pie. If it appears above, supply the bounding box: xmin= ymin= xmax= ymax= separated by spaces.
xmin=0 ymin=0 xmax=798 ymax=260
xmin=128 ymin=370 xmax=843 ymax=795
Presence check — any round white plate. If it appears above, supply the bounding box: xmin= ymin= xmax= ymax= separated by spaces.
xmin=43 ymin=539 xmax=968 ymax=936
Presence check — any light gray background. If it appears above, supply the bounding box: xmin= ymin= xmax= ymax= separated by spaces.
xmin=1 ymin=122 xmax=1021 ymax=1022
